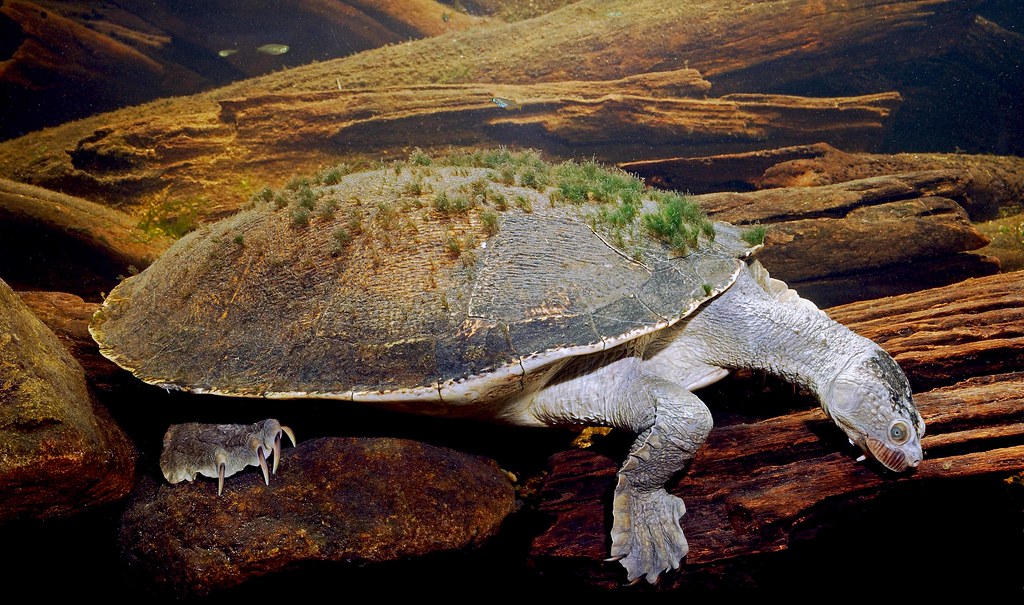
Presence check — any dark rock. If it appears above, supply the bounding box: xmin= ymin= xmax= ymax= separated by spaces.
xmin=118 ymin=436 xmax=516 ymax=597
xmin=0 ymin=278 xmax=136 ymax=522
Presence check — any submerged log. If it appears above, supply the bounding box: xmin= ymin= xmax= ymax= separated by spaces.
xmin=0 ymin=0 xmax=983 ymax=216
xmin=624 ymin=143 xmax=1024 ymax=220
xmin=13 ymin=265 xmax=1021 ymax=593
xmin=0 ymin=179 xmax=170 ymax=299
xmin=215 ymin=83 xmax=899 ymax=160
xmin=45 ymin=74 xmax=901 ymax=221
xmin=529 ymin=270 xmax=1024 ymax=590
xmin=825 ymin=270 xmax=1024 ymax=392
xmin=695 ymin=171 xmax=996 ymax=306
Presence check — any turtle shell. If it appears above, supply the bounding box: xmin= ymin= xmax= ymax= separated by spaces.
xmin=90 ymin=162 xmax=757 ymax=412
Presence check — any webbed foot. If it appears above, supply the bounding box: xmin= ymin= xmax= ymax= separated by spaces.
xmin=159 ymin=418 xmax=296 ymax=495
xmin=609 ymin=473 xmax=689 ymax=584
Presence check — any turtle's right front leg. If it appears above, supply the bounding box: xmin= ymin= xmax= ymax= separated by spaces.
xmin=527 ymin=358 xmax=713 ymax=584
xmin=607 ymin=376 xmax=712 ymax=583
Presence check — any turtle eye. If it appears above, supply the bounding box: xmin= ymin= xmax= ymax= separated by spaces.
xmin=889 ymin=421 xmax=910 ymax=444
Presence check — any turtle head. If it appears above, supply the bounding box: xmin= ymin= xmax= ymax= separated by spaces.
xmin=822 ymin=349 xmax=924 ymax=472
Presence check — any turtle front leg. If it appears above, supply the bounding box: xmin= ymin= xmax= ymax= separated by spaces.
xmin=526 ymin=359 xmax=712 ymax=584
xmin=609 ymin=379 xmax=711 ymax=584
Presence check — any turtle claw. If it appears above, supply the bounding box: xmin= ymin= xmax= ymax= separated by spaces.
xmin=215 ymin=451 xmax=228 ymax=496
xmin=257 ymin=447 xmax=270 ymax=484
xmin=160 ymin=419 xmax=296 ymax=495
xmin=273 ymin=425 xmax=297 ymax=474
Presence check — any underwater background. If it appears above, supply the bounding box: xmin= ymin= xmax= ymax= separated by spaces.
xmin=0 ymin=1 xmax=1021 ymax=599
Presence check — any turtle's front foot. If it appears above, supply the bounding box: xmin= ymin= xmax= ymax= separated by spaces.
xmin=159 ymin=418 xmax=297 ymax=495
xmin=609 ymin=473 xmax=689 ymax=584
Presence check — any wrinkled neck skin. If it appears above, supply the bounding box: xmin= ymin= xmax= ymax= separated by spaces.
xmin=651 ymin=268 xmax=870 ymax=399
xmin=646 ymin=265 xmax=924 ymax=472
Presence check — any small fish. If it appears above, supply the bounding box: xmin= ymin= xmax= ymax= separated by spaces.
xmin=606 ymin=10 xmax=624 ymax=18
xmin=256 ymin=44 xmax=290 ymax=56
xmin=491 ymin=96 xmax=522 ymax=110
xmin=217 ymin=49 xmax=238 ymax=57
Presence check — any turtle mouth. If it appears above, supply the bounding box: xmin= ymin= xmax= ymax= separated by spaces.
xmin=865 ymin=437 xmax=913 ymax=472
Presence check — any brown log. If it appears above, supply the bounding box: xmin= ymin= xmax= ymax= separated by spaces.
xmin=50 ymin=77 xmax=900 ymax=221
xmin=15 ymin=291 xmax=127 ymax=394
xmin=528 ymin=270 xmax=1024 ymax=590
xmin=0 ymin=0 xmax=980 ymax=217
xmin=693 ymin=171 xmax=996 ymax=305
xmin=826 ymin=270 xmax=1024 ymax=391
xmin=221 ymin=87 xmax=898 ymax=156
xmin=13 ymin=276 xmax=1021 ymax=594
xmin=0 ymin=178 xmax=170 ymax=299
xmin=622 ymin=143 xmax=1024 ymax=220
xmin=754 ymin=196 xmax=987 ymax=278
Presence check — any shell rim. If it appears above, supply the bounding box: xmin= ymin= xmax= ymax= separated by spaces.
xmin=88 ymin=255 xmax=750 ymax=404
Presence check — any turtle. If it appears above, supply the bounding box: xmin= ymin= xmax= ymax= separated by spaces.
xmin=159 ymin=418 xmax=296 ymax=496
xmin=89 ymin=150 xmax=925 ymax=584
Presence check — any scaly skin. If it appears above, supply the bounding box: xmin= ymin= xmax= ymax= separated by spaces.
xmin=525 ymin=261 xmax=924 ymax=584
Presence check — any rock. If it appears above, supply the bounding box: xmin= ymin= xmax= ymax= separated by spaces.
xmin=527 ymin=270 xmax=1024 ymax=589
xmin=118 ymin=436 xmax=516 ymax=597
xmin=0 ymin=178 xmax=170 ymax=300
xmin=0 ymin=278 xmax=136 ymax=522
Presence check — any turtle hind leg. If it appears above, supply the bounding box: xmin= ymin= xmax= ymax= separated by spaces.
xmin=159 ymin=418 xmax=296 ymax=495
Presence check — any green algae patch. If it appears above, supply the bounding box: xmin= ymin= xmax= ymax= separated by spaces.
xmin=741 ymin=224 xmax=768 ymax=246
xmin=245 ymin=147 xmax=715 ymax=263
